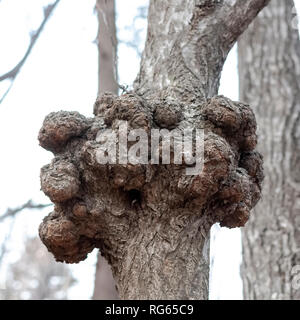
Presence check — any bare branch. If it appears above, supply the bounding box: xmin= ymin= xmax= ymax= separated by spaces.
xmin=0 ymin=0 xmax=61 ymax=103
xmin=221 ymin=0 xmax=271 ymax=49
xmin=135 ymin=0 xmax=271 ymax=101
xmin=0 ymin=201 xmax=51 ymax=267
xmin=0 ymin=200 xmax=52 ymax=223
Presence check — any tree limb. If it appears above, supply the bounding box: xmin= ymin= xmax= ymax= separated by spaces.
xmin=134 ymin=0 xmax=271 ymax=102
xmin=0 ymin=0 xmax=61 ymax=103
xmin=0 ymin=200 xmax=52 ymax=223
xmin=0 ymin=200 xmax=52 ymax=265
xmin=221 ymin=0 xmax=271 ymax=49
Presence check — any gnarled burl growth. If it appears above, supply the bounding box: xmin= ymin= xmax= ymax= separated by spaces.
xmin=38 ymin=0 xmax=269 ymax=300
xmin=38 ymin=93 xmax=263 ymax=299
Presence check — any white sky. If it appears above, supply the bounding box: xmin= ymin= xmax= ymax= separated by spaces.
xmin=0 ymin=0 xmax=299 ymax=300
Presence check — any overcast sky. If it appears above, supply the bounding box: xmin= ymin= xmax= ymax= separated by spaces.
xmin=0 ymin=0 xmax=299 ymax=300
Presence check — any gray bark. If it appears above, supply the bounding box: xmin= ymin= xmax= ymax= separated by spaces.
xmin=239 ymin=0 xmax=300 ymax=300
xmin=93 ymin=0 xmax=119 ymax=300
xmin=96 ymin=0 xmax=118 ymax=95
xmin=38 ymin=0 xmax=269 ymax=300
xmin=135 ymin=0 xmax=270 ymax=102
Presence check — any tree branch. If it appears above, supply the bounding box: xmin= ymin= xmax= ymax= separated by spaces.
xmin=0 ymin=200 xmax=52 ymax=266
xmin=0 ymin=0 xmax=61 ymax=103
xmin=221 ymin=0 xmax=271 ymax=49
xmin=0 ymin=200 xmax=52 ymax=223
xmin=134 ymin=0 xmax=271 ymax=102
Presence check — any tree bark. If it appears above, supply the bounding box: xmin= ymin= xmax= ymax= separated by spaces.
xmin=38 ymin=0 xmax=270 ymax=300
xmin=93 ymin=0 xmax=119 ymax=300
xmin=96 ymin=0 xmax=118 ymax=95
xmin=239 ymin=0 xmax=300 ymax=300
xmin=135 ymin=0 xmax=270 ymax=103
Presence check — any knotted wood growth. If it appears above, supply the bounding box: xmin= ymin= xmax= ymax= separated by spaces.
xmin=37 ymin=0 xmax=270 ymax=300
xmin=38 ymin=93 xmax=263 ymax=298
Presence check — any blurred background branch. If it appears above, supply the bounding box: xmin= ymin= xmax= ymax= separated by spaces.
xmin=0 ymin=200 xmax=51 ymax=223
xmin=0 ymin=200 xmax=52 ymax=267
xmin=118 ymin=5 xmax=147 ymax=58
xmin=0 ymin=0 xmax=61 ymax=104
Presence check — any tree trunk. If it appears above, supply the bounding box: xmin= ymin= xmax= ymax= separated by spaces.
xmin=38 ymin=0 xmax=270 ymax=300
xmin=239 ymin=0 xmax=300 ymax=300
xmin=92 ymin=0 xmax=119 ymax=300
xmin=96 ymin=0 xmax=118 ymax=94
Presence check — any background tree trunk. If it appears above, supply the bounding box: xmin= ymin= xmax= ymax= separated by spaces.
xmin=239 ymin=0 xmax=300 ymax=300
xmin=92 ymin=0 xmax=119 ymax=300
xmin=96 ymin=0 xmax=118 ymax=94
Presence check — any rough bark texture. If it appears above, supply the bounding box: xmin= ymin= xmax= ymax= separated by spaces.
xmin=134 ymin=0 xmax=270 ymax=102
xmin=239 ymin=0 xmax=300 ymax=300
xmin=96 ymin=0 xmax=118 ymax=95
xmin=38 ymin=0 xmax=269 ymax=300
xmin=93 ymin=0 xmax=119 ymax=300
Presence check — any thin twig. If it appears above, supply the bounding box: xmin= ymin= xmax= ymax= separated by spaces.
xmin=0 ymin=81 xmax=13 ymax=104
